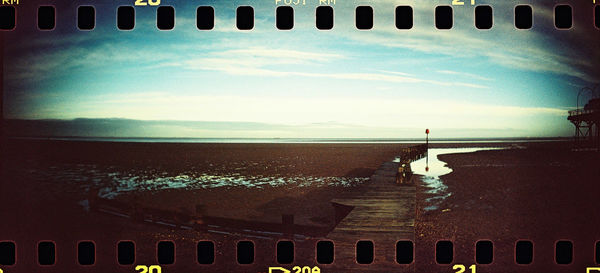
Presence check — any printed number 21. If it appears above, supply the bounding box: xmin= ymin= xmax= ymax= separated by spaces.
xmin=135 ymin=265 xmax=162 ymax=273
xmin=453 ymin=264 xmax=476 ymax=273
xmin=135 ymin=0 xmax=160 ymax=6
xmin=452 ymin=0 xmax=475 ymax=5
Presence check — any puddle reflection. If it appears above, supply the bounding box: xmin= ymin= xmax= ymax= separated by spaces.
xmin=409 ymin=147 xmax=503 ymax=211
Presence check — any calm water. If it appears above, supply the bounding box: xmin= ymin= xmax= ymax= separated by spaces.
xmin=12 ymin=136 xmax=565 ymax=144
xmin=410 ymin=147 xmax=504 ymax=211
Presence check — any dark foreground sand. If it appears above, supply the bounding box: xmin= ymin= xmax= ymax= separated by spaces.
xmin=1 ymin=140 xmax=409 ymax=228
xmin=1 ymin=140 xmax=599 ymax=272
xmin=1 ymin=140 xmax=409 ymax=272
xmin=416 ymin=142 xmax=600 ymax=272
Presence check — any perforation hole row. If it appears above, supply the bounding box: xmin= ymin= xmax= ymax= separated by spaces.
xmin=1 ymin=5 xmax=599 ymax=31
xmin=0 ymin=239 xmax=597 ymax=266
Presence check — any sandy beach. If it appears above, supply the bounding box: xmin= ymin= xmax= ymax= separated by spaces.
xmin=415 ymin=142 xmax=600 ymax=272
xmin=2 ymin=140 xmax=411 ymax=227
xmin=2 ymin=139 xmax=598 ymax=272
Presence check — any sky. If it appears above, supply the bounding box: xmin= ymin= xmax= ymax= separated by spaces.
xmin=2 ymin=0 xmax=600 ymax=138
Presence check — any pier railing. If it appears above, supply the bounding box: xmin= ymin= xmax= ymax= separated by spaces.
xmin=569 ymin=108 xmax=597 ymax=117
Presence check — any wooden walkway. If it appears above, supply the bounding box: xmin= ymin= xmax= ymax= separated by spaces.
xmin=324 ymin=145 xmax=425 ymax=272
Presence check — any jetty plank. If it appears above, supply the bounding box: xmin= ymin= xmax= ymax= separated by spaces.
xmin=325 ymin=145 xmax=426 ymax=271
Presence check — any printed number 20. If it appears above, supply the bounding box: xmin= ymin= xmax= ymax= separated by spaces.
xmin=135 ymin=265 xmax=162 ymax=273
xmin=453 ymin=264 xmax=476 ymax=273
xmin=452 ymin=0 xmax=475 ymax=5
xmin=135 ymin=0 xmax=160 ymax=6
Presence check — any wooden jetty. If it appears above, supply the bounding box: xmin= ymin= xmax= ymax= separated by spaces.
xmin=325 ymin=144 xmax=426 ymax=271
xmin=87 ymin=143 xmax=427 ymax=265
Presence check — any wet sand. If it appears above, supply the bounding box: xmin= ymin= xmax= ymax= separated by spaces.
xmin=2 ymin=139 xmax=598 ymax=272
xmin=415 ymin=142 xmax=600 ymax=272
xmin=0 ymin=140 xmax=416 ymax=272
xmin=2 ymin=140 xmax=412 ymax=228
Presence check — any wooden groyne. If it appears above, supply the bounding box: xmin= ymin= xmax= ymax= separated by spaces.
xmin=325 ymin=144 xmax=426 ymax=270
xmin=89 ymin=197 xmax=331 ymax=239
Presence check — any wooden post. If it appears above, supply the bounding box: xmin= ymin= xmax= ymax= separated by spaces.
xmin=193 ymin=204 xmax=207 ymax=232
xmin=282 ymin=214 xmax=294 ymax=237
xmin=425 ymin=129 xmax=430 ymax=170
xmin=131 ymin=203 xmax=144 ymax=222
xmin=425 ymin=129 xmax=429 ymax=149
xmin=195 ymin=204 xmax=205 ymax=216
xmin=88 ymin=188 xmax=99 ymax=212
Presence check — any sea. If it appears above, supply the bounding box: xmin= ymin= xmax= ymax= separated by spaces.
xmin=9 ymin=136 xmax=568 ymax=144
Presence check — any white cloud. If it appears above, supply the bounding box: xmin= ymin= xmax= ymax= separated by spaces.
xmin=436 ymin=70 xmax=494 ymax=81
xmin=164 ymin=47 xmax=489 ymax=88
xmin=330 ymin=0 xmax=599 ymax=83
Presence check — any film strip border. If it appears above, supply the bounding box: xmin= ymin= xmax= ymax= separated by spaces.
xmin=0 ymin=4 xmax=600 ymax=31
xmin=1 ymin=239 xmax=600 ymax=266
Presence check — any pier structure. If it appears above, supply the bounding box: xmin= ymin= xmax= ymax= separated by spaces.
xmin=325 ymin=144 xmax=427 ymax=271
xmin=568 ymin=96 xmax=600 ymax=150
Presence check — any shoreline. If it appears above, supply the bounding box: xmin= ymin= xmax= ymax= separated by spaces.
xmin=2 ymin=139 xmax=599 ymax=271
xmin=415 ymin=142 xmax=600 ymax=271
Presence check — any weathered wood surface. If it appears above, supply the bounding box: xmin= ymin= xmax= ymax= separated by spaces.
xmin=324 ymin=160 xmax=416 ymax=272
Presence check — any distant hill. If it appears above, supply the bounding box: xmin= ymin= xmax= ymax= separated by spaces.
xmin=2 ymin=118 xmax=556 ymax=139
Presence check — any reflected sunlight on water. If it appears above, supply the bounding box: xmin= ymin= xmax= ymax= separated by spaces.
xmin=410 ymin=147 xmax=504 ymax=211
xmin=25 ymin=164 xmax=368 ymax=199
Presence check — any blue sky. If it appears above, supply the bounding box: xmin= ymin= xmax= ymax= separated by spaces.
xmin=3 ymin=0 xmax=600 ymax=138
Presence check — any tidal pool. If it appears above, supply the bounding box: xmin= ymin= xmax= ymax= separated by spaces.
xmin=409 ymin=147 xmax=503 ymax=211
